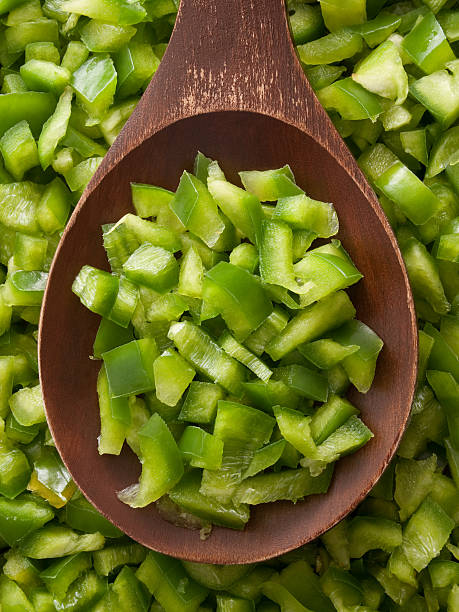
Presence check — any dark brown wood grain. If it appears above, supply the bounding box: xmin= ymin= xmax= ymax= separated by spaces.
xmin=39 ymin=0 xmax=418 ymax=564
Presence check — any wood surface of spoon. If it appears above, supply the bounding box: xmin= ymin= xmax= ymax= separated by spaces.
xmin=39 ymin=0 xmax=418 ymax=564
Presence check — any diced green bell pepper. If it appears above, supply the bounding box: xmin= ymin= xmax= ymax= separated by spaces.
xmin=178 ymin=426 xmax=223 ymax=470
xmin=102 ymin=338 xmax=158 ymax=397
xmin=267 ymin=290 xmax=355 ymax=360
xmin=402 ymin=11 xmax=455 ymax=74
xmin=38 ymin=86 xmax=72 ymax=170
xmin=203 ymin=261 xmax=272 ymax=341
xmin=117 ymin=413 xmax=183 ymax=507
xmin=71 ymin=55 xmax=117 ymax=122
xmin=153 ymin=348 xmax=195 ymax=407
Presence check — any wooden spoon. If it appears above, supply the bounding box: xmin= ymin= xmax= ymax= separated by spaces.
xmin=39 ymin=0 xmax=417 ymax=564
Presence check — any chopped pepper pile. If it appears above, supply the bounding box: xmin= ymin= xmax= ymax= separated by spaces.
xmin=72 ymin=155 xmax=380 ymax=528
xmin=0 ymin=0 xmax=458 ymax=610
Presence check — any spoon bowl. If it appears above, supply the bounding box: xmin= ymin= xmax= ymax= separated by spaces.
xmin=39 ymin=0 xmax=417 ymax=564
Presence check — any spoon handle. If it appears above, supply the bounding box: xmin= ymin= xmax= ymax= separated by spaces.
xmin=122 ymin=0 xmax=327 ymax=146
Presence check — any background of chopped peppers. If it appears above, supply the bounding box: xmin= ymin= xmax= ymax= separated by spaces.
xmin=1 ymin=0 xmax=459 ymax=609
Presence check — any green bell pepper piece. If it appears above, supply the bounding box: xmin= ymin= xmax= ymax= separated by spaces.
xmin=104 ymin=213 xmax=181 ymax=274
xmin=273 ymin=193 xmax=338 ymax=237
xmin=20 ymin=60 xmax=70 ymax=95
xmin=72 ymin=265 xmax=119 ymax=317
xmin=154 ymin=348 xmax=196 ymax=407
xmin=5 ymin=18 xmax=59 ymax=53
xmin=203 ymin=261 xmax=272 ymax=341
xmin=61 ymin=0 xmax=147 ymax=25
xmin=401 ymin=496 xmax=454 ymax=571
xmin=274 ymin=364 xmax=328 ymax=402
xmin=402 ymin=11 xmax=455 ymax=74
xmin=123 ymin=243 xmax=179 ymax=293
xmin=242 ymin=379 xmax=300 ymax=412
xmin=310 ymin=394 xmax=359 ymax=445
xmin=115 ymin=42 xmax=159 ymax=99
xmin=267 ymin=290 xmax=356 ymax=361
xmin=25 ymin=41 xmax=59 ymax=64
xmin=294 ymin=250 xmax=363 ymax=307
xmin=319 ymin=0 xmax=366 ymax=32
xmin=242 ymin=439 xmax=286 ymax=479
xmin=207 ymin=175 xmax=263 ymax=245
xmin=445 ymin=438 xmax=459 ymax=489
xmin=137 ymin=551 xmax=208 ymax=612
xmin=317 ymin=77 xmax=383 ymax=121
xmin=170 ymin=171 xmax=225 ymax=249
xmin=3 ymin=270 xmax=47 ymax=306
xmin=359 ymin=144 xmax=440 ymax=225
xmin=427 ymin=369 xmax=459 ymax=448
xmin=0 ymin=492 xmax=53 ymax=546
xmin=178 ymin=426 xmax=223 ymax=470
xmin=410 ymin=60 xmax=459 ymax=128
xmin=53 ymin=570 xmax=107 ymax=609
xmin=352 ymin=40 xmax=408 ymax=104
xmin=239 ymin=165 xmax=303 ymax=201
xmin=71 ymin=55 xmax=117 ymax=122
xmin=259 ymin=219 xmax=309 ymax=294
xmin=8 ymin=384 xmax=44 ymax=427
xmin=117 ymin=413 xmax=183 ymax=507
xmin=5 ymin=413 xmax=39 ymax=444
xmin=113 ymin=565 xmax=150 ymax=611
xmin=28 ymin=446 xmax=76 ymax=509
xmin=37 ymin=85 xmax=72 ymax=170
xmin=277 ymin=559 xmax=334 ymax=612
xmin=304 ymin=64 xmax=346 ymax=91
xmin=131 ymin=182 xmax=174 ymax=218
xmin=102 ymin=338 xmax=158 ymax=397
xmin=93 ymin=542 xmax=146 ymax=576
xmin=40 ymin=552 xmax=91 ymax=601
xmin=64 ymin=494 xmax=123 ymax=538
xmin=356 ymin=13 xmax=401 ymax=48
xmin=274 ymin=406 xmax=317 ymax=458
xmin=330 ymin=319 xmax=383 ymax=393
xmin=216 ymin=595 xmax=255 ymax=611
xmin=320 ymin=566 xmax=364 ymax=610
xmin=178 ymin=381 xmax=225 ymax=424
xmin=437 ymin=233 xmax=459 ymax=262
xmin=229 ymin=243 xmax=259 ymax=273
xmin=93 ymin=318 xmax=134 ymax=359
xmin=394 ymin=455 xmax=437 ymax=522
xmin=61 ymin=40 xmax=89 ymax=74
xmin=0 ymin=120 xmax=39 ymax=180
xmin=297 ymin=28 xmax=363 ymax=64
xmin=288 ymin=2 xmax=324 ymax=44
xmin=299 ymin=338 xmax=358 ymax=370
xmin=244 ymin=307 xmax=289 ymax=356
xmin=0 ymin=0 xmax=29 ymax=13
xmin=37 ymin=177 xmax=71 ymax=234
xmin=14 ymin=232 xmax=47 ymax=271
xmin=348 ymin=516 xmax=402 ymax=558
xmin=97 ymin=365 xmax=128 ymax=455
xmin=168 ymin=321 xmax=247 ymax=395
xmin=79 ymin=20 xmax=137 ymax=53
xmin=429 ymin=560 xmax=459 ymax=588
xmin=426 ymin=125 xmax=459 ymax=177
xmin=19 ymin=524 xmax=104 ymax=558
xmin=402 ymin=238 xmax=450 ymax=315
xmin=235 ymin=464 xmax=333 ymax=505
xmin=439 ymin=10 xmax=459 ymax=42
xmin=400 ymin=128 xmax=428 ymax=166
xmin=424 ymin=322 xmax=459 ymax=381
xmin=99 ymin=97 xmax=138 ymax=146
xmin=169 ymin=470 xmax=250 ymax=530
xmin=0 ymin=575 xmax=34 ymax=612
xmin=219 ymin=330 xmax=272 ymax=382
xmin=200 ymin=400 xmax=275 ymax=502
